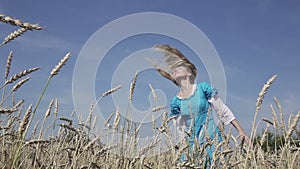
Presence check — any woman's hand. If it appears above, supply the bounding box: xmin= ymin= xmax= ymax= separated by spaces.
xmin=230 ymin=119 xmax=250 ymax=144
xmin=238 ymin=131 xmax=250 ymax=144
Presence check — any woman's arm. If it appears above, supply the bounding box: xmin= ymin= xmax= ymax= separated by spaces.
xmin=230 ymin=119 xmax=250 ymax=143
xmin=209 ymin=94 xmax=249 ymax=143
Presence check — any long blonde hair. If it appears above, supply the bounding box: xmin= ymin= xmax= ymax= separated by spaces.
xmin=153 ymin=44 xmax=197 ymax=86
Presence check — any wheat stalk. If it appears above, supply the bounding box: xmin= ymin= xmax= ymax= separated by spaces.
xmin=18 ymin=104 xmax=32 ymax=139
xmin=274 ymin=97 xmax=286 ymax=132
xmin=0 ymin=28 xmax=29 ymax=46
xmin=83 ymin=135 xmax=101 ymax=151
xmin=104 ymin=111 xmax=115 ymax=129
xmin=5 ymin=51 xmax=13 ymax=79
xmin=152 ymin=114 xmax=156 ymax=130
xmin=60 ymin=123 xmax=78 ymax=134
xmin=262 ymin=118 xmax=274 ymax=126
xmin=94 ymin=85 xmax=122 ymax=111
xmin=59 ymin=117 xmax=73 ymax=126
xmin=0 ymin=100 xmax=23 ymax=114
xmin=270 ymin=104 xmax=279 ymax=129
xmin=92 ymin=116 xmax=98 ymax=130
xmin=0 ymin=107 xmax=17 ymax=114
xmin=50 ymin=52 xmax=71 ymax=77
xmin=0 ymin=14 xmax=43 ymax=30
xmin=245 ymin=74 xmax=277 ymax=167
xmin=113 ymin=109 xmax=121 ymax=130
xmin=285 ymin=111 xmax=300 ymax=141
xmin=45 ymin=99 xmax=55 ymax=118
xmin=101 ymin=85 xmax=122 ymax=98
xmin=32 ymin=121 xmax=40 ymax=137
xmin=0 ymin=77 xmax=31 ymax=105
xmin=11 ymin=77 xmax=31 ymax=92
xmin=37 ymin=99 xmax=55 ymax=139
xmin=25 ymin=139 xmax=50 ymax=146
xmin=148 ymin=84 xmax=157 ymax=104
xmin=152 ymin=106 xmax=166 ymax=112
xmin=3 ymin=67 xmax=40 ymax=86
xmin=256 ymin=75 xmax=277 ymax=112
xmin=260 ymin=124 xmax=270 ymax=146
xmin=54 ymin=98 xmax=58 ymax=117
xmin=129 ymin=70 xmax=138 ymax=101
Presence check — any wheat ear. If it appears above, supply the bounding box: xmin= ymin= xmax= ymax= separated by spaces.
xmin=94 ymin=85 xmax=122 ymax=107
xmin=113 ymin=109 xmax=121 ymax=130
xmin=0 ymin=107 xmax=17 ymax=114
xmin=54 ymin=98 xmax=58 ymax=117
xmin=0 ymin=77 xmax=31 ymax=105
xmin=4 ymin=67 xmax=40 ymax=85
xmin=129 ymin=70 xmax=139 ymax=101
xmin=245 ymin=74 xmax=277 ymax=167
xmin=0 ymin=14 xmax=43 ymax=30
xmin=45 ymin=99 xmax=55 ymax=118
xmin=0 ymin=99 xmax=23 ymax=114
xmin=5 ymin=51 xmax=13 ymax=79
xmin=152 ymin=106 xmax=166 ymax=112
xmin=50 ymin=52 xmax=71 ymax=77
xmin=104 ymin=111 xmax=115 ymax=128
xmin=25 ymin=139 xmax=50 ymax=146
xmin=149 ymin=84 xmax=158 ymax=104
xmin=0 ymin=28 xmax=29 ymax=46
xmin=256 ymin=75 xmax=277 ymax=111
xmin=38 ymin=99 xmax=55 ymax=139
xmin=274 ymin=97 xmax=286 ymax=132
xmin=270 ymin=104 xmax=279 ymax=129
xmin=18 ymin=104 xmax=32 ymax=139
xmin=11 ymin=77 xmax=31 ymax=92
xmin=285 ymin=111 xmax=300 ymax=141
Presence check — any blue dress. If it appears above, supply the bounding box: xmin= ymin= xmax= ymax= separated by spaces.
xmin=170 ymin=82 xmax=222 ymax=163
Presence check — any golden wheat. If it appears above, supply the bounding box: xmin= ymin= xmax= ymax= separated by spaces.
xmin=0 ymin=13 xmax=43 ymax=30
xmin=54 ymin=98 xmax=58 ymax=117
xmin=113 ymin=109 xmax=121 ymax=130
xmin=148 ymin=84 xmax=157 ymax=104
xmin=18 ymin=104 xmax=32 ymax=139
xmin=4 ymin=67 xmax=40 ymax=85
xmin=285 ymin=111 xmax=300 ymax=141
xmin=11 ymin=77 xmax=31 ymax=92
xmin=102 ymin=85 xmax=122 ymax=98
xmin=256 ymin=75 xmax=277 ymax=111
xmin=5 ymin=51 xmax=13 ymax=79
xmin=50 ymin=52 xmax=71 ymax=77
xmin=1 ymin=27 xmax=29 ymax=46
xmin=45 ymin=99 xmax=55 ymax=118
xmin=25 ymin=139 xmax=50 ymax=146
xmin=129 ymin=71 xmax=138 ymax=101
xmin=1 ymin=16 xmax=299 ymax=167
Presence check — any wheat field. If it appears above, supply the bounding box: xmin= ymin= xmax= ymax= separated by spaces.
xmin=0 ymin=13 xmax=299 ymax=169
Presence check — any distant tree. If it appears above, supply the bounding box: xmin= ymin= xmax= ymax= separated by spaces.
xmin=254 ymin=131 xmax=300 ymax=153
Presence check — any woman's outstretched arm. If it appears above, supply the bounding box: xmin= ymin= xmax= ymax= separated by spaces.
xmin=209 ymin=94 xmax=250 ymax=143
xmin=230 ymin=119 xmax=250 ymax=143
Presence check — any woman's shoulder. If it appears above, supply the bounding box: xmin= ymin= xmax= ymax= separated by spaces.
xmin=171 ymin=95 xmax=180 ymax=102
xmin=196 ymin=82 xmax=212 ymax=88
xmin=170 ymin=95 xmax=180 ymax=106
xmin=197 ymin=82 xmax=218 ymax=98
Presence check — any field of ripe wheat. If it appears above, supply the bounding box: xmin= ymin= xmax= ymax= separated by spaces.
xmin=0 ymin=14 xmax=299 ymax=169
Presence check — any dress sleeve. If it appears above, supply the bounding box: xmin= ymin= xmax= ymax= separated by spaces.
xmin=208 ymin=94 xmax=236 ymax=125
xmin=200 ymin=82 xmax=218 ymax=100
xmin=200 ymin=82 xmax=235 ymax=125
xmin=170 ymin=97 xmax=180 ymax=117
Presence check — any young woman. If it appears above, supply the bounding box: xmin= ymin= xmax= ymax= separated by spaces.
xmin=153 ymin=44 xmax=249 ymax=164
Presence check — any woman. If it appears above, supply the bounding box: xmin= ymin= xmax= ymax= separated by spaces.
xmin=153 ymin=44 xmax=249 ymax=165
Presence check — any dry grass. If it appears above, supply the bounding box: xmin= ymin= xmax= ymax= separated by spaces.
xmin=0 ymin=13 xmax=299 ymax=169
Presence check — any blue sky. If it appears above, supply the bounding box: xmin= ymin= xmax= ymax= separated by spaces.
xmin=1 ymin=0 xmax=300 ymax=136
